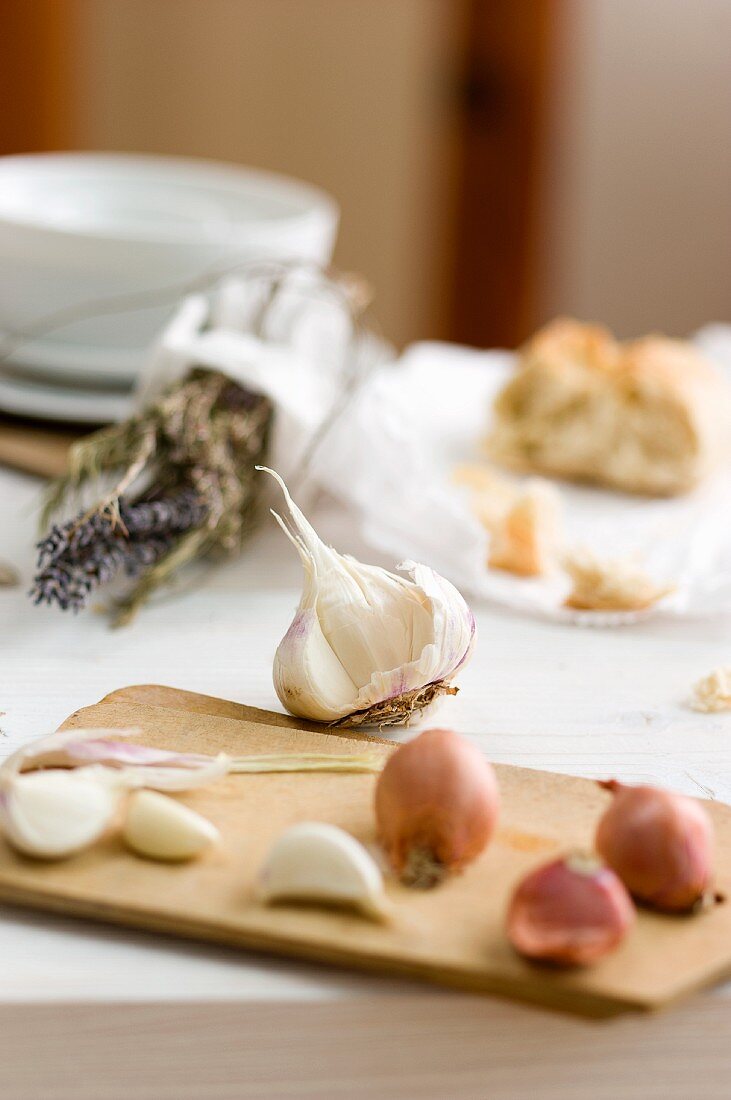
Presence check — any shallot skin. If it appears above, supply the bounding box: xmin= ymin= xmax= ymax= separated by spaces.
xmin=374 ymin=727 xmax=500 ymax=887
xmin=507 ymin=854 xmax=635 ymax=967
xmin=595 ymin=780 xmax=714 ymax=912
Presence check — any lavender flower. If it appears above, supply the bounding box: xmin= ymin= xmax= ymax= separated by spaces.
xmin=31 ymin=489 xmax=208 ymax=612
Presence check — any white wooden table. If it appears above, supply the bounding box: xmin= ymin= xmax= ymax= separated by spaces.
xmin=1 ymin=465 xmax=730 ymax=1098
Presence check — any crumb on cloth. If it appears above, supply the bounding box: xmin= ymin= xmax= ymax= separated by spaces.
xmin=563 ymin=550 xmax=674 ymax=612
xmin=451 ymin=462 xmax=562 ymax=577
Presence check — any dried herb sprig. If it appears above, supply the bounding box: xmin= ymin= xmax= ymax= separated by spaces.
xmin=32 ymin=489 xmax=209 ymax=613
xmin=34 ymin=370 xmax=272 ymax=625
xmin=29 ymin=263 xmax=378 ymax=626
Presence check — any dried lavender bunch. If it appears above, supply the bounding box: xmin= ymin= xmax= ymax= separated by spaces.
xmin=34 ymin=370 xmax=272 ymax=625
xmin=32 ymin=490 xmax=208 ymax=613
xmin=29 ymin=263 xmax=377 ymax=627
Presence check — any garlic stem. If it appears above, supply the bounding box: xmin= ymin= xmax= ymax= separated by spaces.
xmin=5 ymin=729 xmax=383 ymax=786
xmin=229 ymin=753 xmax=382 ymax=774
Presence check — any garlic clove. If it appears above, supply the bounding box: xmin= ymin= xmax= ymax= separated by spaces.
xmin=260 ymin=467 xmax=476 ymax=726
xmin=258 ymin=822 xmax=387 ymax=919
xmin=123 ymin=790 xmax=220 ymax=862
xmin=0 ymin=769 xmax=120 ymax=860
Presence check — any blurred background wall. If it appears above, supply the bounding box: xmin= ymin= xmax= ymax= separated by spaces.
xmin=540 ymin=0 xmax=731 ymax=341
xmin=2 ymin=0 xmax=730 ymax=349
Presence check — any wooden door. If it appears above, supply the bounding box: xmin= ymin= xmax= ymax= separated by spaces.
xmin=0 ymin=0 xmax=76 ymax=154
xmin=449 ymin=0 xmax=557 ymax=348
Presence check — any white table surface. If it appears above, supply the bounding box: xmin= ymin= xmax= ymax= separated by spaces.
xmin=1 ymin=463 xmax=731 ymax=1009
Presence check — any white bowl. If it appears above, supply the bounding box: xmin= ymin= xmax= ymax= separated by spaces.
xmin=0 ymin=153 xmax=339 ymax=382
xmin=0 ymin=371 xmax=132 ymax=425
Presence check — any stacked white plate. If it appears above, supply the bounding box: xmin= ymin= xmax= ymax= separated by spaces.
xmin=0 ymin=153 xmax=338 ymax=423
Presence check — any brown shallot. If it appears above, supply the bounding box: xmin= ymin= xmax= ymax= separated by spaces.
xmin=595 ymin=780 xmax=715 ymax=912
xmin=375 ymin=727 xmax=499 ymax=887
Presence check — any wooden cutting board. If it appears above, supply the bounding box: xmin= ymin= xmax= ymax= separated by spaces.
xmin=0 ymin=416 xmax=82 ymax=478
xmin=0 ymin=683 xmax=729 ymax=1018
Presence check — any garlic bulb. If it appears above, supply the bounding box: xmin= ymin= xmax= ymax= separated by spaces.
xmin=261 ymin=468 xmax=476 ymax=726
xmin=0 ymin=768 xmax=120 ymax=860
xmin=258 ymin=822 xmax=387 ymax=919
xmin=123 ymin=790 xmax=219 ymax=862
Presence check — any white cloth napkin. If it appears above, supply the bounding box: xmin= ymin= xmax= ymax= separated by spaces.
xmin=142 ymin=288 xmax=731 ymax=624
xmin=310 ymin=328 xmax=731 ymax=624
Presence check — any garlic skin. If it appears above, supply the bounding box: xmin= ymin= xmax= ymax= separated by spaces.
xmin=6 ymin=726 xmax=231 ymax=792
xmin=0 ymin=768 xmax=120 ymax=860
xmin=258 ymin=822 xmax=387 ymax=919
xmin=261 ymin=468 xmax=476 ymax=726
xmin=595 ymin=780 xmax=714 ymax=912
xmin=506 ymin=853 xmax=635 ymax=966
xmin=123 ymin=790 xmax=219 ymax=862
xmin=375 ymin=728 xmax=500 ymax=887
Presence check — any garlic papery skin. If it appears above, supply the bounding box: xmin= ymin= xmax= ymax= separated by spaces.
xmin=2 ymin=726 xmax=232 ymax=793
xmin=260 ymin=467 xmax=476 ymax=726
xmin=123 ymin=790 xmax=219 ymax=862
xmin=258 ymin=822 xmax=387 ymax=919
xmin=0 ymin=768 xmax=121 ymax=860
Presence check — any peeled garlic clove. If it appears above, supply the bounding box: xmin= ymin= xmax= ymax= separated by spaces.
xmin=375 ymin=728 xmax=500 ymax=887
xmin=260 ymin=467 xmax=475 ymax=727
xmin=507 ymin=853 xmax=635 ymax=966
xmin=258 ymin=822 xmax=387 ymax=919
xmin=123 ymin=790 xmax=219 ymax=862
xmin=0 ymin=769 xmax=120 ymax=860
xmin=595 ymin=780 xmax=714 ymax=912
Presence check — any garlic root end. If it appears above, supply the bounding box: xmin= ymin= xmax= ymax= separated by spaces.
xmin=401 ymin=847 xmax=448 ymax=890
xmin=332 ymin=681 xmax=458 ymax=730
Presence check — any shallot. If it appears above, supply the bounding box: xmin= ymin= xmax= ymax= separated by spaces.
xmin=375 ymin=728 xmax=500 ymax=887
xmin=507 ymin=853 xmax=635 ymax=966
xmin=595 ymin=780 xmax=715 ymax=912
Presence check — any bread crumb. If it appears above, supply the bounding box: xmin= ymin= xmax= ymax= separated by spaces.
xmin=488 ymin=481 xmax=562 ymax=577
xmin=452 ymin=463 xmax=562 ymax=576
xmin=691 ymin=668 xmax=731 ymax=713
xmin=564 ymin=551 xmax=673 ymax=612
xmin=452 ymin=463 xmax=517 ymax=529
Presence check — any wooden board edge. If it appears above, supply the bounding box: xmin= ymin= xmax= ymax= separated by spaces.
xmin=96 ymin=684 xmax=391 ymax=745
xmin=0 ymin=882 xmax=642 ymax=1019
